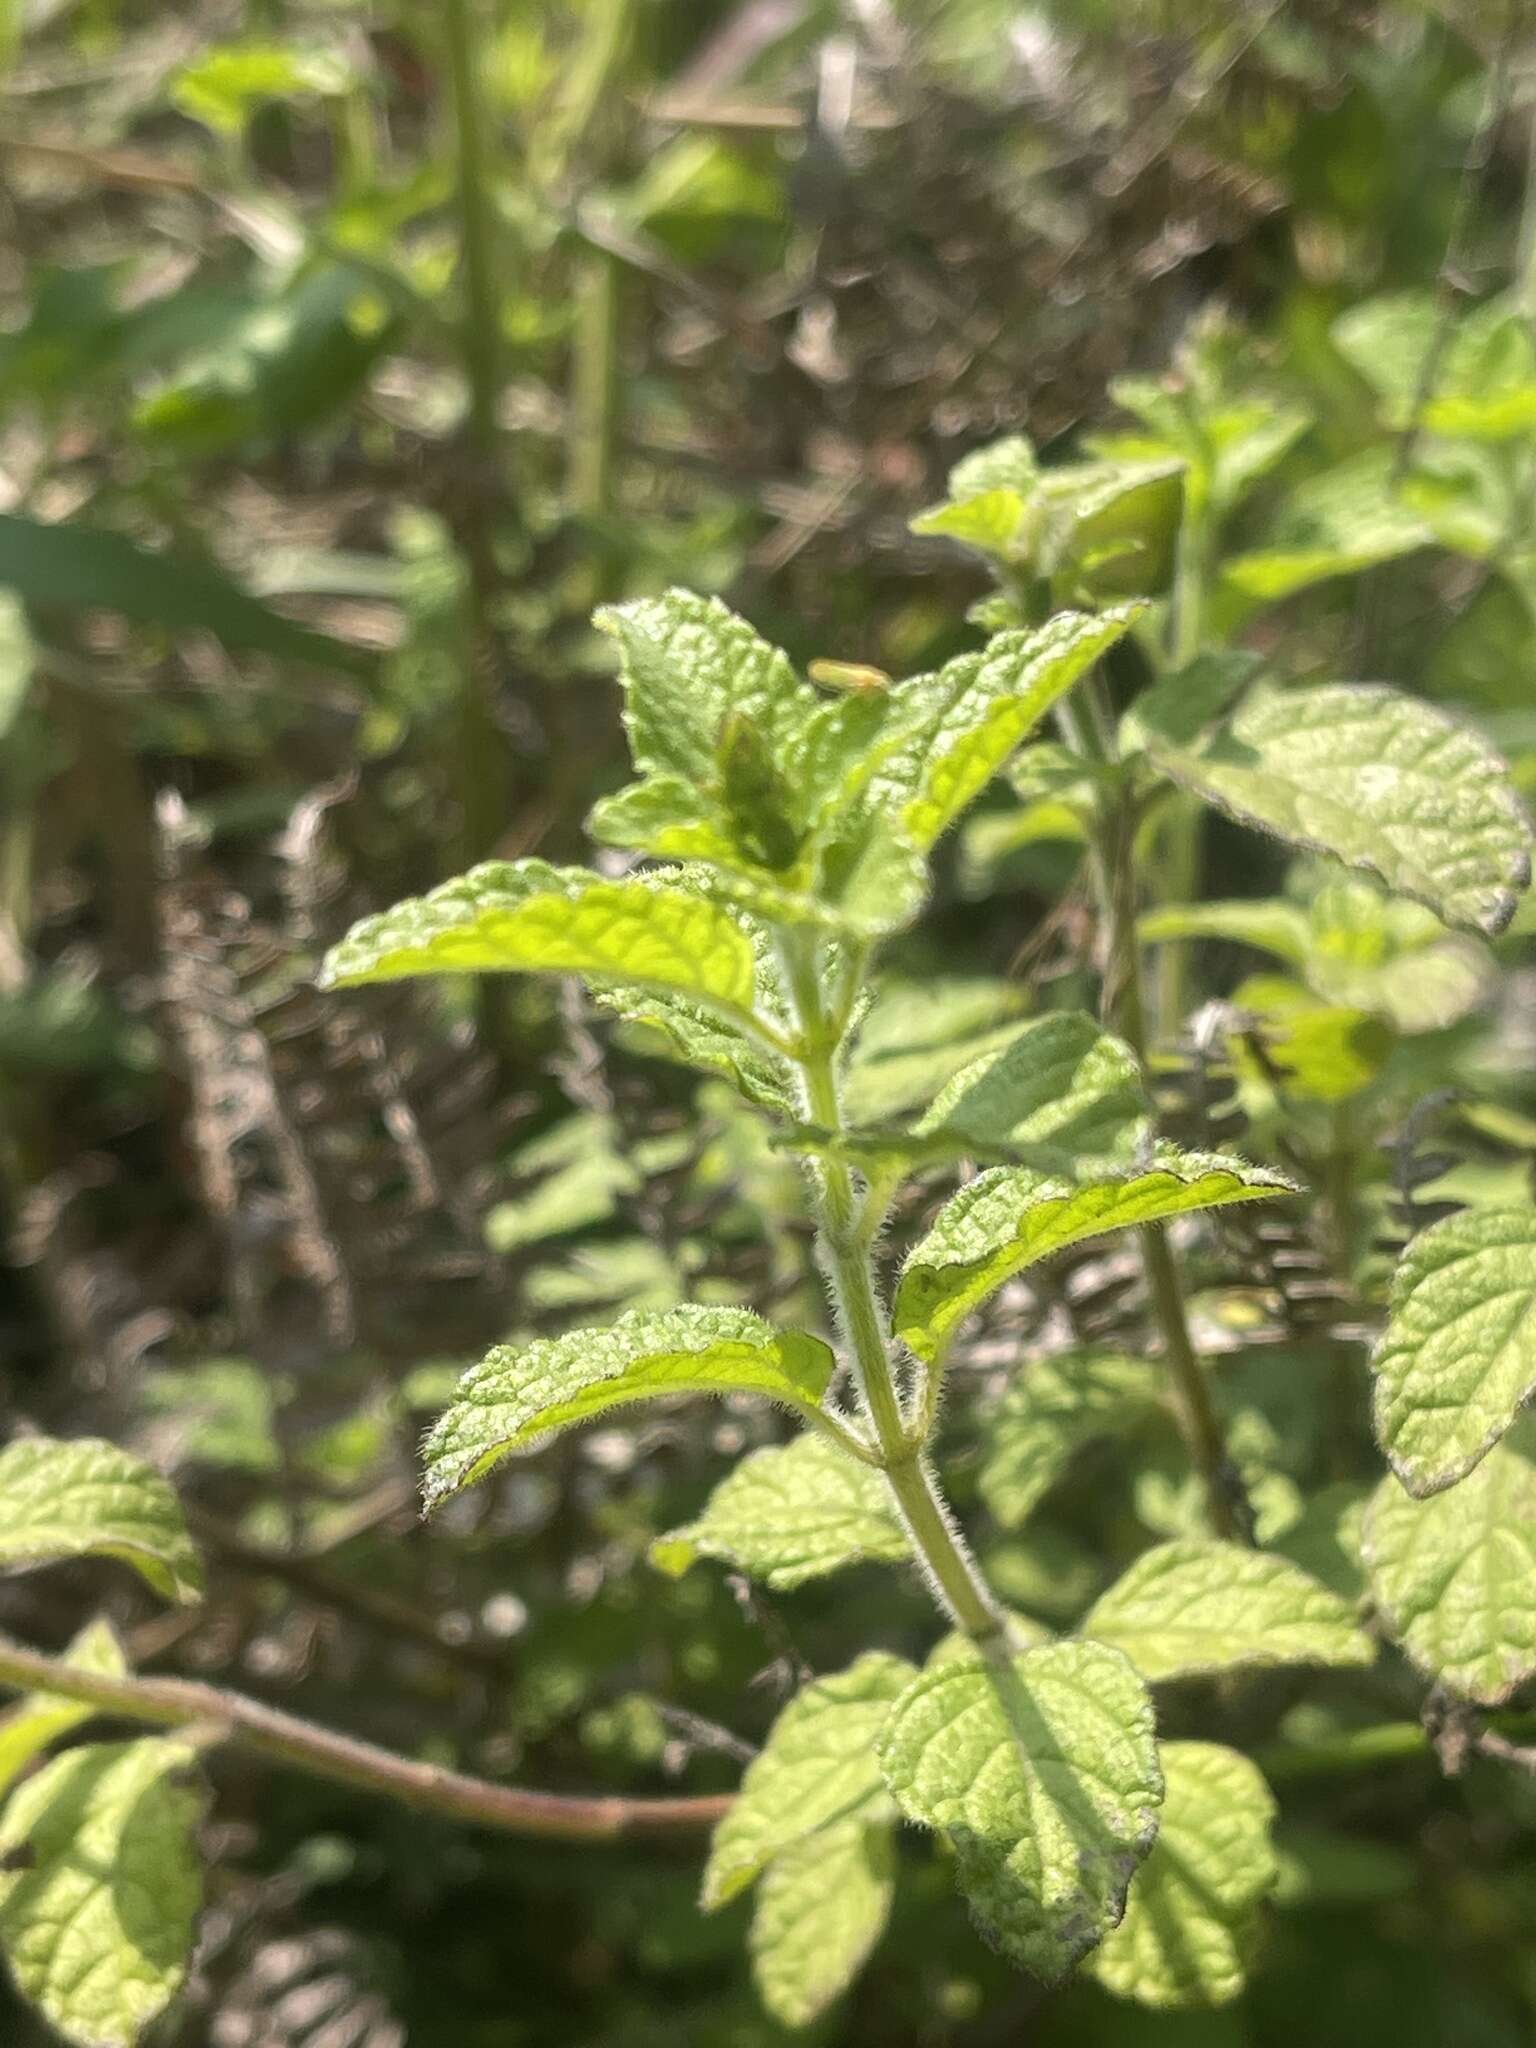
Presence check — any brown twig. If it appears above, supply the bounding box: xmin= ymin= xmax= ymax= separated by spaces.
xmin=0 ymin=1634 xmax=731 ymax=1845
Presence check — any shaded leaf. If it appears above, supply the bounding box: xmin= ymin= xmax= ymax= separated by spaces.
xmin=980 ymin=1352 xmax=1162 ymax=1530
xmin=0 ymin=512 xmax=365 ymax=672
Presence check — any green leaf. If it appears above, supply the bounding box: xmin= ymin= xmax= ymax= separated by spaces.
xmin=894 ymin=1149 xmax=1293 ymax=1363
xmin=0 ymin=1621 xmax=127 ymax=1799
xmin=702 ymin=1653 xmax=914 ymax=1910
xmin=979 ymin=1351 xmax=1161 ymax=1531
xmin=170 ymin=37 xmax=348 ymax=135
xmin=1147 ymin=683 xmax=1532 ymax=936
xmin=596 ymin=983 xmax=792 ymax=1110
xmin=1080 ymin=1539 xmax=1373 ymax=1681
xmin=751 ymin=1814 xmax=895 ymax=2027
xmin=0 ymin=1439 xmax=202 ymax=1605
xmin=0 ymin=1738 xmax=203 ymax=2048
xmin=319 ymin=860 xmax=762 ymax=1026
xmin=1120 ymin=653 xmax=1261 ymax=757
xmin=1372 ymin=1208 xmax=1536 ymax=1496
xmin=1089 ymin=1742 xmax=1278 ymax=2010
xmin=1142 ymin=876 xmax=1494 ymax=1035
xmin=615 ymin=1003 xmax=790 ymax=1108
xmin=842 ymin=978 xmax=1032 ymax=1126
xmin=1036 ymin=459 xmax=1185 ymax=600
xmin=1229 ymin=976 xmax=1390 ymax=1104
xmin=876 ymin=1639 xmax=1162 ymax=1980
xmin=1334 ymin=291 xmax=1536 ymax=442
xmin=1221 ymin=451 xmax=1433 ymax=602
xmin=422 ymin=1307 xmax=837 ymax=1510
xmin=1363 ymin=1419 xmax=1536 ymax=1704
xmin=869 ymin=609 xmax=1143 ymax=852
xmin=652 ymin=1431 xmax=905 ymax=1590
xmin=0 ymin=513 xmax=366 ymax=673
xmin=915 ymin=1011 xmax=1152 ymax=1169
xmin=595 ymin=589 xmax=819 ymax=790
xmin=0 ymin=591 xmax=34 ymax=742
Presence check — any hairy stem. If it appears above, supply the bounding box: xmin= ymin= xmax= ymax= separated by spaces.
xmin=0 ymin=1635 xmax=728 ymax=1844
xmin=780 ymin=940 xmax=1008 ymax=1646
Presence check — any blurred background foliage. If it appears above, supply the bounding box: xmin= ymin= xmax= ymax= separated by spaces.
xmin=2 ymin=0 xmax=1536 ymax=2041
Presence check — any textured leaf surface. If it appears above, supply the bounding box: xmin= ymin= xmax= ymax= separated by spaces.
xmin=596 ymin=983 xmax=791 ymax=1109
xmin=0 ymin=1439 xmax=202 ymax=1605
xmin=652 ymin=1431 xmax=905 ymax=1590
xmin=703 ymin=1654 xmax=913 ymax=1909
xmin=916 ymin=1012 xmax=1151 ymax=1168
xmin=1142 ymin=879 xmax=1493 ymax=1035
xmin=750 ymin=1816 xmax=895 ymax=2027
xmin=595 ymin=589 xmax=818 ymax=788
xmin=1363 ymin=1421 xmax=1536 ymax=1703
xmin=1148 ymin=684 xmax=1531 ymax=936
xmin=422 ymin=1308 xmax=836 ymax=1509
xmin=319 ymin=860 xmax=760 ymax=1023
xmin=843 ymin=978 xmax=1032 ymax=1125
xmin=1089 ymin=1743 xmax=1277 ymax=2009
xmin=0 ymin=1621 xmax=127 ymax=1799
xmin=870 ymin=609 xmax=1141 ymax=851
xmin=979 ymin=1352 xmax=1161 ymax=1530
xmin=1081 ymin=1539 xmax=1372 ymax=1681
xmin=1221 ymin=451 xmax=1433 ymax=601
xmin=895 ymin=1149 xmax=1292 ymax=1363
xmin=1372 ymin=1207 xmax=1536 ymax=1496
xmin=0 ymin=1737 xmax=203 ymax=2048
xmin=876 ymin=1639 xmax=1162 ymax=1980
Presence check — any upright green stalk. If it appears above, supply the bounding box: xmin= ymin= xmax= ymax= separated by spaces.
xmin=779 ymin=937 xmax=1008 ymax=1647
xmin=1061 ymin=675 xmax=1252 ymax=1543
xmin=442 ymin=0 xmax=508 ymax=865
xmin=1153 ymin=468 xmax=1211 ymax=1043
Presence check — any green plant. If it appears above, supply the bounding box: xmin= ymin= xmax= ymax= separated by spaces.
xmin=1 ymin=489 xmax=1532 ymax=2040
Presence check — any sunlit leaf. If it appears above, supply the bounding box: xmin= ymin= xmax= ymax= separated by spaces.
xmin=876 ymin=1638 xmax=1162 ymax=1980
xmin=895 ymin=1149 xmax=1293 ymax=1363
xmin=652 ymin=1431 xmax=904 ymax=1590
xmin=1081 ymin=1539 xmax=1373 ymax=1681
xmin=0 ymin=1738 xmax=203 ymax=2048
xmin=1147 ymin=683 xmax=1532 ymax=936
xmin=422 ymin=1307 xmax=837 ymax=1508
xmin=0 ymin=1439 xmax=202 ymax=1605
xmin=1372 ymin=1207 xmax=1536 ymax=1496
xmin=1363 ymin=1420 xmax=1536 ymax=1704
xmin=703 ymin=1653 xmax=913 ymax=1909
xmin=1089 ymin=1743 xmax=1277 ymax=2009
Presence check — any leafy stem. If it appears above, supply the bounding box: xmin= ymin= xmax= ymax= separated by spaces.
xmin=776 ymin=934 xmax=1009 ymax=1647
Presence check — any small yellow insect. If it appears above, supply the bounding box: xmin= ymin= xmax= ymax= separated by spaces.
xmin=807 ymin=658 xmax=892 ymax=694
